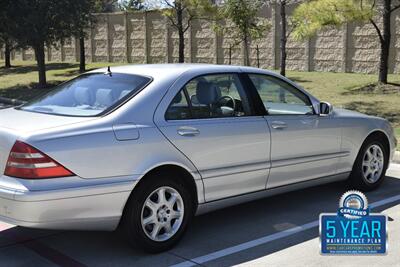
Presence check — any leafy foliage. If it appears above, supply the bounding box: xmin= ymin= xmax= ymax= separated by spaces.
xmin=216 ymin=0 xmax=270 ymax=46
xmin=162 ymin=0 xmax=216 ymax=32
xmin=119 ymin=0 xmax=145 ymax=11
xmin=291 ymin=0 xmax=374 ymax=40
xmin=6 ymin=0 xmax=97 ymax=86
xmin=9 ymin=0 xmax=93 ymax=48
xmin=159 ymin=0 xmax=216 ymax=62
xmin=72 ymin=0 xmax=97 ymax=37
xmin=0 ymin=0 xmax=20 ymax=48
xmin=291 ymin=0 xmax=400 ymax=84
xmin=215 ymin=0 xmax=270 ymax=65
xmin=94 ymin=0 xmax=119 ymax=12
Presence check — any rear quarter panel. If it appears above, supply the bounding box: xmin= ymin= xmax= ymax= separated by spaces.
xmin=23 ymin=117 xmax=200 ymax=181
xmin=12 ymin=73 xmax=204 ymax=203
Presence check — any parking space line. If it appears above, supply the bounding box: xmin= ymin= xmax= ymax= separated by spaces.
xmin=369 ymin=194 xmax=400 ymax=208
xmin=171 ymin=194 xmax=400 ymax=267
xmin=0 ymin=222 xmax=13 ymax=231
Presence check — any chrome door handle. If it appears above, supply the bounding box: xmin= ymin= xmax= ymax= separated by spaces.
xmin=271 ymin=121 xmax=287 ymax=129
xmin=177 ymin=126 xmax=200 ymax=136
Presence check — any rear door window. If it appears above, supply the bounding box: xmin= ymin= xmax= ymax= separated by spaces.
xmin=165 ymin=73 xmax=251 ymax=120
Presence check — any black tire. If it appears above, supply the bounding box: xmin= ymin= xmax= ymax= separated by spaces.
xmin=120 ymin=172 xmax=194 ymax=253
xmin=349 ymin=136 xmax=389 ymax=191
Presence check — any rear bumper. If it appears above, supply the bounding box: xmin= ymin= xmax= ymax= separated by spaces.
xmin=0 ymin=175 xmax=139 ymax=231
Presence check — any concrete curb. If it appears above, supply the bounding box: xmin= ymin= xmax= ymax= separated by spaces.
xmin=393 ymin=151 xmax=400 ymax=164
xmin=0 ymin=96 xmax=26 ymax=106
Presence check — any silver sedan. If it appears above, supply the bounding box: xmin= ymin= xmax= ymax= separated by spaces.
xmin=0 ymin=64 xmax=397 ymax=252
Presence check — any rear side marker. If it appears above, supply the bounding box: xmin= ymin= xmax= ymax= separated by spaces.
xmin=4 ymin=141 xmax=75 ymax=179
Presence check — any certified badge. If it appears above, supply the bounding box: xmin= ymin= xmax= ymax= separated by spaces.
xmin=320 ymin=190 xmax=387 ymax=255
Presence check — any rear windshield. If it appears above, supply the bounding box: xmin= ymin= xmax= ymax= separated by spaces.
xmin=20 ymin=73 xmax=152 ymax=117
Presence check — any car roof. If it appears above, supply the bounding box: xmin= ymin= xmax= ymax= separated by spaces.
xmin=89 ymin=64 xmax=274 ymax=78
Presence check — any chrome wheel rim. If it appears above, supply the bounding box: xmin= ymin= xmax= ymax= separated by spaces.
xmin=141 ymin=186 xmax=184 ymax=242
xmin=362 ymin=144 xmax=384 ymax=183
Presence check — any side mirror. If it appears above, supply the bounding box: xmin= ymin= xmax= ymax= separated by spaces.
xmin=319 ymin=101 xmax=333 ymax=116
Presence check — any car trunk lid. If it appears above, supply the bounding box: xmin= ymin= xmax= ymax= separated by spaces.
xmin=0 ymin=107 xmax=94 ymax=175
xmin=0 ymin=107 xmax=94 ymax=133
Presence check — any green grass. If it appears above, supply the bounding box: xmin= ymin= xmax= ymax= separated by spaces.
xmin=0 ymin=60 xmax=399 ymax=149
xmin=0 ymin=61 xmax=122 ymax=100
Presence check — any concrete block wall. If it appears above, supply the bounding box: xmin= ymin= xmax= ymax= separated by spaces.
xmin=311 ymin=27 xmax=345 ymax=72
xmin=128 ymin=12 xmax=146 ymax=64
xmin=192 ymin=19 xmax=217 ymax=64
xmin=348 ymin=22 xmax=381 ymax=73
xmin=4 ymin=6 xmax=400 ymax=74
xmin=283 ymin=3 xmax=309 ymax=72
xmin=220 ymin=20 xmax=244 ymax=66
xmin=92 ymin=16 xmax=109 ymax=62
xmin=394 ymin=15 xmax=400 ymax=73
xmin=109 ymin=13 xmax=127 ymax=62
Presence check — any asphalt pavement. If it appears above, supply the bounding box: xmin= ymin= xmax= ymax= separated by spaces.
xmin=1 ymin=164 xmax=400 ymax=267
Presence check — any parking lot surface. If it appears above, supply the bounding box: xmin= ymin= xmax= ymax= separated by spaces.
xmin=1 ymin=164 xmax=400 ymax=267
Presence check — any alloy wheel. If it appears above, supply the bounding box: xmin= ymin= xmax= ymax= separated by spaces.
xmin=362 ymin=144 xmax=384 ymax=183
xmin=140 ymin=186 xmax=184 ymax=242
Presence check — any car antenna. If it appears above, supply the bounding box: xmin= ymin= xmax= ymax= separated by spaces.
xmin=105 ymin=66 xmax=112 ymax=76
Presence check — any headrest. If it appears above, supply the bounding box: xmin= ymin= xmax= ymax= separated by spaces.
xmin=172 ymin=92 xmax=183 ymax=104
xmin=191 ymin=94 xmax=199 ymax=105
xmin=119 ymin=90 xmax=131 ymax=100
xmin=95 ymin=88 xmax=113 ymax=107
xmin=74 ymin=87 xmax=92 ymax=105
xmin=196 ymin=81 xmax=221 ymax=105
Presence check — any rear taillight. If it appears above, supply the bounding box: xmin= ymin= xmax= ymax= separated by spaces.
xmin=4 ymin=141 xmax=74 ymax=179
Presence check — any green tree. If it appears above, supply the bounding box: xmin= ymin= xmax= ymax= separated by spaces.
xmin=217 ymin=0 xmax=269 ymax=66
xmin=71 ymin=0 xmax=97 ymax=73
xmin=292 ymin=0 xmax=400 ymax=84
xmin=160 ymin=0 xmax=216 ymax=63
xmin=119 ymin=0 xmax=146 ymax=11
xmin=0 ymin=37 xmax=13 ymax=69
xmin=11 ymin=0 xmax=96 ymax=87
xmin=0 ymin=0 xmax=19 ymax=68
xmin=94 ymin=0 xmax=119 ymax=12
xmin=266 ymin=0 xmax=298 ymax=76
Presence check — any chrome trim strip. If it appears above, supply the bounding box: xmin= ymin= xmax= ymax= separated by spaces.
xmin=198 ymin=152 xmax=349 ymax=179
xmin=199 ymin=161 xmax=270 ymax=179
xmin=271 ymin=151 xmax=350 ymax=168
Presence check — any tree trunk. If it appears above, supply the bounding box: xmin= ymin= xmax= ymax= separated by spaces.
xmin=244 ymin=35 xmax=250 ymax=66
xmin=79 ymin=36 xmax=86 ymax=73
xmin=280 ymin=1 xmax=287 ymax=76
xmin=34 ymin=42 xmax=47 ymax=88
xmin=379 ymin=39 xmax=390 ymax=84
xmin=4 ymin=41 xmax=11 ymax=68
xmin=177 ymin=8 xmax=185 ymax=63
xmin=378 ymin=0 xmax=391 ymax=84
xmin=178 ymin=29 xmax=185 ymax=63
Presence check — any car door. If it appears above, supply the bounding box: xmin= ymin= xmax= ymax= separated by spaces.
xmin=154 ymin=73 xmax=271 ymax=202
xmin=246 ymin=73 xmax=343 ymax=188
